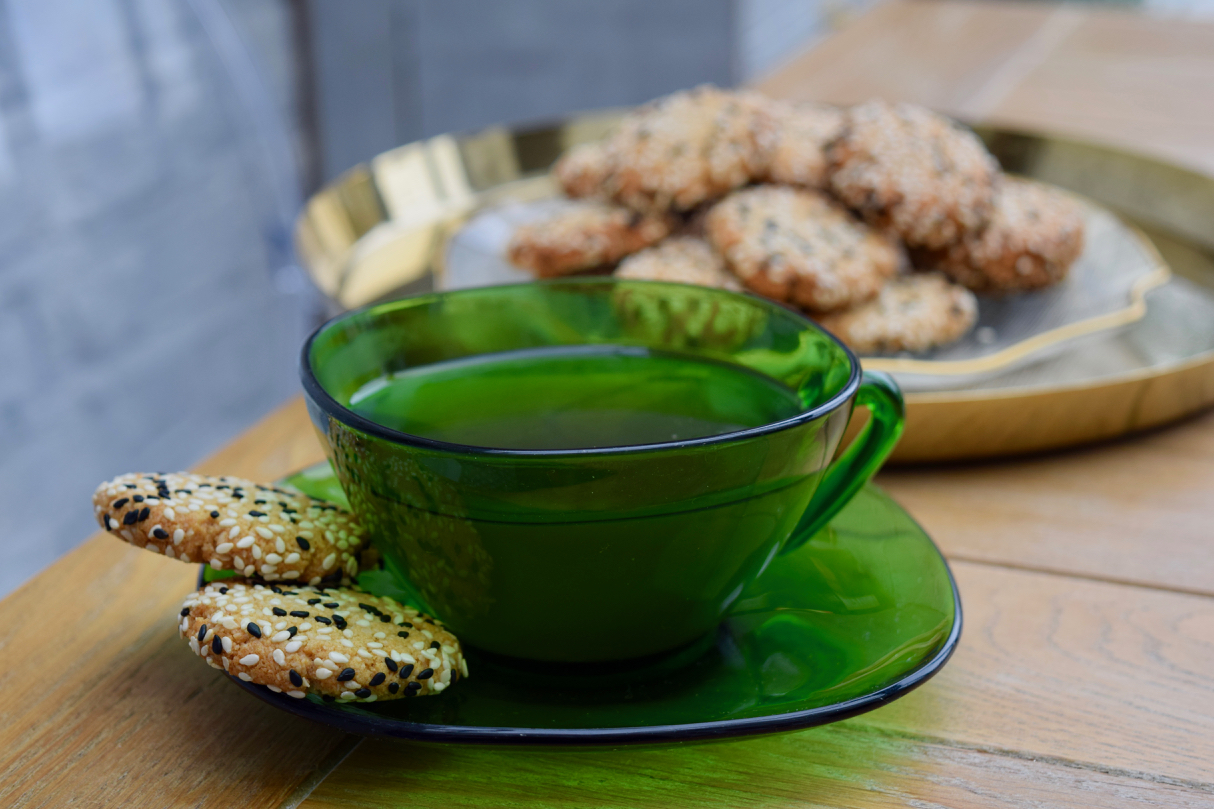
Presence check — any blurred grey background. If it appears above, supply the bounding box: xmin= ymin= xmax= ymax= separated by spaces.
xmin=2 ymin=0 xmax=1212 ymax=597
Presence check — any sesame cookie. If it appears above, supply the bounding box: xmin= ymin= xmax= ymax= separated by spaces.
xmin=181 ymin=579 xmax=465 ymax=702
xmin=554 ymin=141 xmax=614 ymax=199
xmin=913 ymin=177 xmax=1085 ymax=293
xmin=705 ymin=185 xmax=901 ymax=313
xmin=93 ymin=472 xmax=365 ymax=584
xmin=827 ymin=100 xmax=999 ymax=249
xmin=615 ymin=237 xmax=742 ymax=291
xmin=604 ymin=85 xmax=778 ymax=212
xmin=816 ymin=273 xmax=978 ymax=353
xmin=764 ymin=99 xmax=846 ymax=188
xmin=506 ymin=201 xmax=673 ymax=278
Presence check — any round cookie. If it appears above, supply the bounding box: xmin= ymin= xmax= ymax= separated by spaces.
xmin=180 ymin=579 xmax=466 ymax=702
xmin=827 ymin=100 xmax=1000 ymax=249
xmin=554 ymin=141 xmax=614 ymax=199
xmin=93 ymin=472 xmax=365 ymax=584
xmin=604 ymin=85 xmax=778 ymax=213
xmin=913 ymin=177 xmax=1085 ymax=293
xmin=705 ymin=185 xmax=902 ymax=313
xmin=816 ymin=273 xmax=978 ymax=353
xmin=615 ymin=237 xmax=742 ymax=291
xmin=506 ymin=202 xmax=673 ymax=278
xmin=764 ymin=99 xmax=846 ymax=188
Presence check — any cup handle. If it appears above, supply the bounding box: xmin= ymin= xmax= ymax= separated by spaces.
xmin=780 ymin=370 xmax=905 ymax=555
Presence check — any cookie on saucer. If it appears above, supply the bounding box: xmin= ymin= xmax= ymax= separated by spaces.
xmin=816 ymin=272 xmax=978 ymax=353
xmin=764 ymin=99 xmax=846 ymax=189
xmin=705 ymin=185 xmax=901 ymax=313
xmin=827 ymin=99 xmax=1000 ymax=248
xmin=913 ymin=177 xmax=1085 ymax=293
xmin=554 ymin=141 xmax=614 ymax=199
xmin=93 ymin=472 xmax=365 ymax=584
xmin=615 ymin=237 xmax=742 ymax=291
xmin=181 ymin=579 xmax=466 ymax=702
xmin=506 ymin=202 xmax=673 ymax=277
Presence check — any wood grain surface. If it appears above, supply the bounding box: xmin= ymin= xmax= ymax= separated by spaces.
xmin=4 ymin=2 xmax=1214 ymax=807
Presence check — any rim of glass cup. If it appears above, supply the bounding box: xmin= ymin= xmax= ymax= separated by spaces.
xmin=300 ymin=278 xmax=862 ymax=458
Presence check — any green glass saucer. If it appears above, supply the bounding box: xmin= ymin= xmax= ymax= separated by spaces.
xmin=212 ymin=463 xmax=960 ymax=745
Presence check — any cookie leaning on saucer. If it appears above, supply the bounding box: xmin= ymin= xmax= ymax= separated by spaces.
xmin=93 ymin=472 xmax=365 ymax=584
xmin=181 ymin=579 xmax=466 ymax=701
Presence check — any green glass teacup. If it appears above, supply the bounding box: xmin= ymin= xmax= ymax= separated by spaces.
xmin=301 ymin=279 xmax=904 ymax=663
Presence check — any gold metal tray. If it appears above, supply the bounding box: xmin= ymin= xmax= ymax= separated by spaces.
xmin=295 ymin=114 xmax=1214 ymax=462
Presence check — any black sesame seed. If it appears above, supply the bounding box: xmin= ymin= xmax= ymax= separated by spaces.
xmin=336 ymin=668 xmax=356 ymax=682
xmin=272 ymin=607 xmax=287 ymax=616
xmin=247 ymin=622 xmax=262 ymax=638
xmin=197 ymin=624 xmax=208 ymax=642
xmin=270 ymin=586 xmax=283 ymax=594
xmin=122 ymin=511 xmax=139 ymax=526
xmin=132 ymin=495 xmax=144 ymax=503
xmin=398 ymin=663 xmax=414 ymax=678
xmin=289 ymin=610 xmax=308 ymax=618
xmin=137 ymin=507 xmax=150 ymax=522
xmin=388 ymin=682 xmax=399 ymax=694
xmin=125 ymin=484 xmax=137 ymax=489
xmin=400 ymin=622 xmax=413 ymax=628
xmin=289 ymin=669 xmax=303 ymax=687
xmin=219 ymin=587 xmax=229 ymax=594
xmin=417 ymin=668 xmax=434 ymax=680
xmin=296 ymin=537 xmax=311 ymax=551
xmin=430 ymin=641 xmax=441 ymax=649
xmin=248 ymin=510 xmax=266 ymax=517
xmin=333 ymin=617 xmax=348 ymax=630
xmin=358 ymin=603 xmax=374 ymax=612
xmin=254 ymin=499 xmax=266 ymax=505
xmin=323 ymin=602 xmax=339 ymax=609
xmin=211 ymin=636 xmax=223 ymax=654
xmin=314 ymin=616 xmax=331 ymax=625
xmin=384 ymin=658 xmax=398 ymax=672
xmin=355 ymin=688 xmax=371 ymax=699
xmin=152 ymin=528 xmax=169 ymax=539
xmin=307 ymin=598 xmax=321 ymax=605
xmin=112 ymin=498 xmax=129 ymax=509
xmin=369 ymin=673 xmax=385 ymax=686
xmin=397 ymin=631 xmax=409 ymax=638
xmin=405 ymin=681 xmax=421 ymax=692
xmin=210 ymin=511 xmax=220 ymax=518
xmin=287 ymin=626 xmax=298 ymax=637
xmin=180 ymin=608 xmax=190 ymax=617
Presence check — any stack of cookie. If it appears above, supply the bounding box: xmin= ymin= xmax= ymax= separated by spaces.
xmin=506 ymin=88 xmax=1085 ymax=354
xmin=93 ymin=472 xmax=466 ymax=703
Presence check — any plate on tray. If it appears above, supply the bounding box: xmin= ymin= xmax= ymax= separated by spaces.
xmin=294 ymin=112 xmax=1214 ymax=460
xmin=205 ymin=462 xmax=961 ymax=745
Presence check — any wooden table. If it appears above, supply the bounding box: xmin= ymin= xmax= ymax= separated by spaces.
xmin=5 ymin=2 xmax=1213 ymax=806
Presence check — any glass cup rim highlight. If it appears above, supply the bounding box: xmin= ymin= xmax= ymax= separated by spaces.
xmin=300 ymin=278 xmax=862 ymax=458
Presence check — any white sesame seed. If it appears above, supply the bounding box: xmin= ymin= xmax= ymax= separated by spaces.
xmin=273 ymin=649 xmax=287 ymax=666
xmin=317 ymin=627 xmax=333 ymax=634
xmin=313 ymin=667 xmax=332 ymax=679
xmin=215 ymin=542 xmax=234 ymax=554
xmin=322 ymin=553 xmax=336 ymax=570
xmin=432 ymin=682 xmax=447 ymax=692
xmin=164 ymin=508 xmax=176 ymax=520
xmin=274 ymin=538 xmax=287 ymax=553
xmin=265 ymin=553 xmax=282 ymax=564
xmin=274 ymin=621 xmax=287 ymax=630
xmin=251 ymin=547 xmax=262 ymax=560
xmin=271 ymin=525 xmax=285 ymax=534
xmin=266 ymin=685 xmax=282 ymax=693
xmin=341 ymin=639 xmax=354 ymax=648
xmin=221 ymin=617 xmax=237 ymax=629
xmin=373 ymin=632 xmax=386 ymax=640
xmin=237 ymin=672 xmax=252 ymax=681
xmin=285 ymin=641 xmax=302 ymax=653
xmin=338 ymin=692 xmax=356 ymax=700
xmin=236 ymin=536 xmax=256 ymax=549
xmin=344 ymin=681 xmax=361 ymax=690
xmin=342 ymin=629 xmax=353 ymax=638
xmin=164 ymin=547 xmax=176 ymax=559
xmin=221 ymin=636 xmax=233 ymax=653
xmin=255 ymin=527 xmax=274 ymax=539
xmin=287 ymin=690 xmax=306 ymax=699
xmin=229 ymin=526 xmax=241 ymax=539
xmin=357 ymin=650 xmax=373 ymax=659
xmin=367 ymin=642 xmax=383 ymax=648
xmin=239 ymin=654 xmax=260 ymax=666
xmin=284 ymin=553 xmax=301 ymax=565
xmin=282 ymin=571 xmax=300 ymax=579
xmin=308 ymin=577 xmax=321 ymax=585
xmin=243 ymin=565 xmax=255 ymax=576
xmin=356 ymin=620 xmax=372 ymax=628
xmin=209 ymin=559 xmax=222 ymax=569
xmin=220 ymin=519 xmax=236 ymax=527
xmin=328 ymin=652 xmax=349 ymax=663
xmin=298 ymin=622 xmax=312 ymax=631
xmin=370 ymin=649 xmax=388 ymax=657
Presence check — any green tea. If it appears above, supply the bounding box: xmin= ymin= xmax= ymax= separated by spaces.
xmin=348 ymin=345 xmax=803 ymax=450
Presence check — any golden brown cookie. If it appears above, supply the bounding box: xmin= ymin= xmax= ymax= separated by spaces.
xmin=816 ymin=273 xmax=978 ymax=353
xmin=181 ymin=579 xmax=465 ymax=702
xmin=615 ymin=237 xmax=742 ymax=291
xmin=604 ymin=85 xmax=778 ymax=213
xmin=506 ymin=202 xmax=673 ymax=277
xmin=764 ymin=100 xmax=846 ymax=188
xmin=93 ymin=472 xmax=364 ymax=584
xmin=913 ymin=177 xmax=1085 ymax=293
xmin=827 ymin=100 xmax=999 ymax=249
xmin=705 ymin=185 xmax=901 ymax=313
xmin=554 ymin=141 xmax=614 ymax=199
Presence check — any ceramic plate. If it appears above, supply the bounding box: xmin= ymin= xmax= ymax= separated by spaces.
xmin=204 ymin=462 xmax=961 ymax=745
